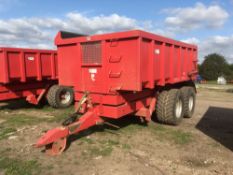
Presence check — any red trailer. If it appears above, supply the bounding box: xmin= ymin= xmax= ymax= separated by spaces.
xmin=35 ymin=30 xmax=198 ymax=155
xmin=0 ymin=47 xmax=74 ymax=108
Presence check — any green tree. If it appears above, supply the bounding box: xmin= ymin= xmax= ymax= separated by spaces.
xmin=228 ymin=63 xmax=233 ymax=81
xmin=229 ymin=63 xmax=233 ymax=72
xmin=197 ymin=64 xmax=201 ymax=72
xmin=199 ymin=53 xmax=231 ymax=80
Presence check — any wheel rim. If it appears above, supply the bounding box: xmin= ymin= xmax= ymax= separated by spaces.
xmin=60 ymin=91 xmax=71 ymax=105
xmin=175 ymin=98 xmax=183 ymax=118
xmin=188 ymin=95 xmax=194 ymax=112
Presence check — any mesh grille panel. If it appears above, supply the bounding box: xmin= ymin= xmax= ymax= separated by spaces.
xmin=81 ymin=41 xmax=102 ymax=65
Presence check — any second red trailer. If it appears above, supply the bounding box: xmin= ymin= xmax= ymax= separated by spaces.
xmin=0 ymin=47 xmax=73 ymax=108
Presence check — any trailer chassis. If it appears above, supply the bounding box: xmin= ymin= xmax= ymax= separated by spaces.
xmin=35 ymin=89 xmax=156 ymax=155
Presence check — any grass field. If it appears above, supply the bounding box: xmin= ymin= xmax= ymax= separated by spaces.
xmin=0 ymin=88 xmax=232 ymax=175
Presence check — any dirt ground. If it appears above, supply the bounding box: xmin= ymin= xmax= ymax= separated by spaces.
xmin=0 ymin=88 xmax=233 ymax=175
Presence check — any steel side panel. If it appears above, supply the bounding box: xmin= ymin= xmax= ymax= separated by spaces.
xmin=0 ymin=48 xmax=57 ymax=84
xmin=0 ymin=51 xmax=5 ymax=83
xmin=140 ymin=38 xmax=198 ymax=86
xmin=80 ymin=41 xmax=108 ymax=93
xmin=105 ymin=38 xmax=139 ymax=91
xmin=63 ymin=38 xmax=141 ymax=93
xmin=58 ymin=44 xmax=80 ymax=87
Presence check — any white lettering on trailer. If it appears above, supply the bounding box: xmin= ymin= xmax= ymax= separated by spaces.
xmin=155 ymin=49 xmax=160 ymax=55
xmin=91 ymin=74 xmax=96 ymax=81
xmin=28 ymin=57 xmax=35 ymax=61
xmin=89 ymin=68 xmax=97 ymax=74
xmin=89 ymin=68 xmax=97 ymax=81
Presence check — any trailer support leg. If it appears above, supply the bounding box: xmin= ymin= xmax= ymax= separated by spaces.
xmin=135 ymin=97 xmax=156 ymax=122
xmin=26 ymin=85 xmax=50 ymax=105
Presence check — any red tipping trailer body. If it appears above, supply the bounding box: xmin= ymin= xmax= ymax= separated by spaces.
xmin=35 ymin=30 xmax=198 ymax=155
xmin=0 ymin=47 xmax=58 ymax=104
xmin=57 ymin=30 xmax=197 ymax=93
xmin=55 ymin=30 xmax=197 ymax=118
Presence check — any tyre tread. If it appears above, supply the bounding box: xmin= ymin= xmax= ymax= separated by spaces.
xmin=156 ymin=89 xmax=182 ymax=125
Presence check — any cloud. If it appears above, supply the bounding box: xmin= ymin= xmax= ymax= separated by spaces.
xmin=200 ymin=35 xmax=233 ymax=63
xmin=0 ymin=18 xmax=53 ymax=48
xmin=183 ymin=35 xmax=233 ymax=63
xmin=0 ymin=12 xmax=175 ymax=49
xmin=164 ymin=2 xmax=229 ymax=33
xmin=0 ymin=10 xmax=232 ymax=64
xmin=66 ymin=13 xmax=137 ymax=34
xmin=181 ymin=37 xmax=200 ymax=45
xmin=0 ymin=13 xmax=138 ymax=49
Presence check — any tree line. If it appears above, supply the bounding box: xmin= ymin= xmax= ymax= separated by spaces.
xmin=198 ymin=53 xmax=233 ymax=81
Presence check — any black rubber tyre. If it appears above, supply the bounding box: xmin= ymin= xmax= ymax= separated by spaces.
xmin=46 ymin=85 xmax=74 ymax=108
xmin=156 ymin=89 xmax=185 ymax=125
xmin=181 ymin=86 xmax=196 ymax=118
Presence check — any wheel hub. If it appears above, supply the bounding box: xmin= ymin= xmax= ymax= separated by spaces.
xmin=188 ymin=96 xmax=194 ymax=111
xmin=175 ymin=98 xmax=183 ymax=118
xmin=60 ymin=91 xmax=71 ymax=105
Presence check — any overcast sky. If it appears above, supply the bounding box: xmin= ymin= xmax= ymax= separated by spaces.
xmin=0 ymin=0 xmax=233 ymax=63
